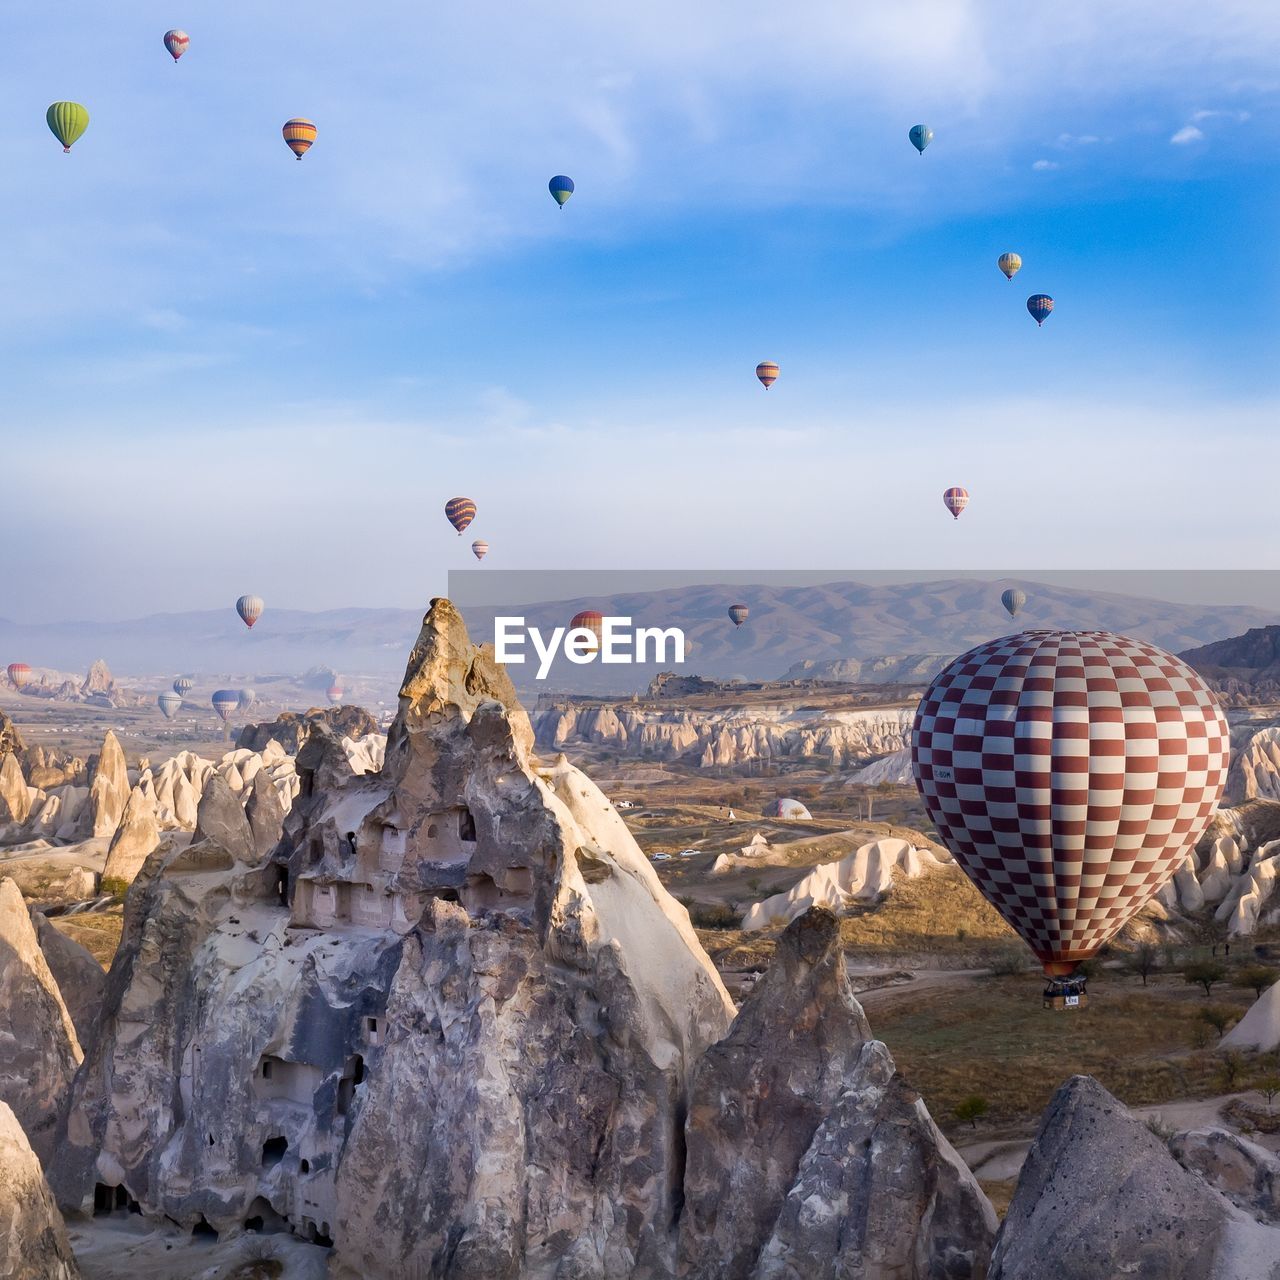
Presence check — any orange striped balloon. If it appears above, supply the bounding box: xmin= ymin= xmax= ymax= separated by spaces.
xmin=569 ymin=609 xmax=604 ymax=655
xmin=756 ymin=361 xmax=779 ymax=389
xmin=282 ymin=118 xmax=317 ymax=160
xmin=445 ymin=497 xmax=476 ymax=535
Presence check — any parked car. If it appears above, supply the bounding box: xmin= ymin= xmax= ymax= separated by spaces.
xmin=651 ymin=852 xmax=672 ymax=862
xmin=678 ymin=848 xmax=700 ymax=858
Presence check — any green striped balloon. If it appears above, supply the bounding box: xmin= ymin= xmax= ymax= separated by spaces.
xmin=47 ymin=102 xmax=89 ymax=152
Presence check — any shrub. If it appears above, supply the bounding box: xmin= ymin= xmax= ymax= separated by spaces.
xmin=953 ymin=1096 xmax=988 ymax=1129
xmin=687 ymin=902 xmax=741 ymax=929
xmin=1200 ymin=1005 xmax=1237 ymax=1038
xmin=1126 ymin=942 xmax=1159 ymax=986
xmin=1232 ymin=965 xmax=1280 ymax=1000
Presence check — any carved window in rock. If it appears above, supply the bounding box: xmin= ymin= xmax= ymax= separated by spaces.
xmin=261 ymin=1135 xmax=288 ymax=1168
xmin=336 ymin=1053 xmax=365 ymax=1116
xmin=458 ymin=807 xmax=477 ymax=843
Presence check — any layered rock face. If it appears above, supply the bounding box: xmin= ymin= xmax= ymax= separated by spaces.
xmin=50 ymin=600 xmax=737 ymax=1276
xmin=533 ymin=699 xmax=914 ymax=768
xmin=0 ymin=878 xmax=82 ymax=1164
xmin=237 ymin=706 xmax=381 ymax=755
xmin=989 ymin=1076 xmax=1280 ymax=1279
xmin=679 ymin=907 xmax=996 ymax=1280
xmin=0 ymin=1100 xmax=80 ymax=1280
xmin=30 ymin=911 xmax=106 ymax=1051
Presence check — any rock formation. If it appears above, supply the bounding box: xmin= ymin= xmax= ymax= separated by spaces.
xmin=0 ymin=710 xmax=25 ymax=759
xmin=87 ymin=730 xmax=129 ymax=838
xmin=1171 ymin=1128 xmax=1280 ymax=1227
xmin=532 ymin=698 xmax=916 ymax=769
xmin=989 ymin=1075 xmax=1280 ymax=1279
xmin=0 ymin=1100 xmax=81 ymax=1280
xmin=81 ymin=658 xmax=116 ymax=698
xmin=742 ymin=838 xmax=944 ymax=931
xmin=30 ymin=911 xmax=105 ymax=1051
xmin=848 ymin=746 xmax=914 ymax=786
xmin=0 ymin=752 xmax=32 ymax=827
xmin=1221 ymin=978 xmax=1280 ymax=1051
xmin=50 ymin=599 xmax=739 ymax=1279
xmin=679 ymin=907 xmax=996 ymax=1279
xmin=237 ymin=705 xmax=380 ymax=755
xmin=0 ymin=878 xmax=82 ymax=1163
xmin=99 ymin=784 xmax=162 ymax=888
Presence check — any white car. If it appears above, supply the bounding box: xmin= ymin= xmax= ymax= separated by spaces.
xmin=651 ymin=852 xmax=672 ymax=862
xmin=615 ymin=799 xmax=635 ymax=809
xmin=678 ymin=848 xmax=700 ymax=858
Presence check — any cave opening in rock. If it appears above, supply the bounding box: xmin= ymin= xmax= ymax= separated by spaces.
xmin=274 ymin=864 xmax=289 ymax=905
xmin=336 ymin=1053 xmax=366 ymax=1115
xmin=458 ymin=806 xmax=477 ymax=843
xmin=261 ymin=1135 xmax=288 ymax=1168
xmin=93 ymin=1183 xmax=138 ymax=1216
xmin=191 ymin=1216 xmax=219 ymax=1240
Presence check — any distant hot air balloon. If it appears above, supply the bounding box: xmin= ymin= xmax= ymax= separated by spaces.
xmin=569 ymin=610 xmax=605 ymax=656
xmin=211 ymin=690 xmax=240 ymax=723
xmin=1000 ymin=588 xmax=1026 ymax=618
xmin=755 ymin=361 xmax=779 ymax=389
xmin=471 ymin=540 xmax=489 ymax=561
xmin=7 ymin=663 xmax=31 ymax=690
xmin=282 ymin=118 xmax=317 ymax=160
xmin=157 ymin=692 xmax=182 ymax=720
xmin=548 ymin=175 xmax=574 ymax=207
xmin=998 ymin=252 xmax=1022 ymax=281
xmin=912 ymin=632 xmax=1228 ymax=988
xmin=238 ymin=688 xmax=256 ymax=711
xmin=236 ymin=595 xmax=264 ymax=629
xmin=1027 ymin=294 xmax=1054 ymax=326
xmin=47 ymin=102 xmax=89 ymax=152
xmin=728 ymin=604 xmax=749 ymax=627
xmin=908 ymin=124 xmax=933 ymax=155
xmin=173 ymin=677 xmax=193 ymax=696
xmin=943 ymin=487 xmax=969 ymax=520
xmin=163 ymin=30 xmax=189 ymax=62
xmin=445 ymin=497 xmax=476 ymax=535
xmin=326 ymin=683 xmax=344 ymax=704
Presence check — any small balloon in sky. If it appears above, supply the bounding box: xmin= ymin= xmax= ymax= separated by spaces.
xmin=445 ymin=497 xmax=476 ymax=535
xmin=549 ymin=175 xmax=574 ymax=207
xmin=471 ymin=540 xmax=489 ymax=561
xmin=909 ymin=124 xmax=933 ymax=154
xmin=998 ymin=252 xmax=1022 ymax=281
xmin=1027 ymin=294 xmax=1054 ymax=326
xmin=236 ymin=595 xmax=264 ymax=629
xmin=47 ymin=102 xmax=89 ymax=152
xmin=163 ymin=30 xmax=190 ymax=62
xmin=755 ymin=361 xmax=779 ymax=389
xmin=943 ymin=487 xmax=969 ymax=519
xmin=1001 ymin=588 xmax=1026 ymax=618
xmin=282 ymin=118 xmax=317 ymax=160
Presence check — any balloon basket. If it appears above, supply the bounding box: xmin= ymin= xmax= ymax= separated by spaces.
xmin=1042 ymin=974 xmax=1088 ymax=1012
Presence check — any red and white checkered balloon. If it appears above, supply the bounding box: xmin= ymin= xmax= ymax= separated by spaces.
xmin=912 ymin=631 xmax=1228 ymax=975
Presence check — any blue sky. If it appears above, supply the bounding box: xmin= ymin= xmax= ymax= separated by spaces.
xmin=0 ymin=1 xmax=1276 ymax=620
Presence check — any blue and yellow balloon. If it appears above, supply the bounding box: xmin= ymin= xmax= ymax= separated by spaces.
xmin=548 ymin=175 xmax=574 ymax=208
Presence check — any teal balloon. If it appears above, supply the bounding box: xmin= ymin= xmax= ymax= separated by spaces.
xmin=909 ymin=124 xmax=933 ymax=154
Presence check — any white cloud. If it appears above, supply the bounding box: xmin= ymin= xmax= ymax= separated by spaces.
xmin=1170 ymin=125 xmax=1205 ymax=144
xmin=1192 ymin=108 xmax=1251 ymax=122
xmin=1032 ymin=159 xmax=1060 ymax=170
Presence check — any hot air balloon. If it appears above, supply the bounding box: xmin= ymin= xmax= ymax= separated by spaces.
xmin=471 ymin=540 xmax=489 ymax=561
xmin=997 ymin=252 xmax=1022 ymax=281
xmin=163 ymin=30 xmax=189 ymax=62
xmin=173 ymin=677 xmax=193 ymax=696
xmin=911 ymin=631 xmax=1228 ymax=1000
xmin=236 ymin=595 xmax=264 ymax=629
xmin=326 ymin=683 xmax=344 ymax=704
xmin=1001 ymin=588 xmax=1026 ymax=618
xmin=755 ymin=361 xmax=779 ymax=389
xmin=943 ymin=487 xmax=969 ymax=519
xmin=445 ymin=497 xmax=476 ymax=535
xmin=238 ymin=688 xmax=256 ymax=711
xmin=569 ymin=610 xmax=604 ymax=656
xmin=47 ymin=102 xmax=89 ymax=152
xmin=1027 ymin=294 xmax=1054 ymax=326
xmin=728 ymin=604 xmax=749 ymax=627
xmin=7 ymin=663 xmax=31 ymax=690
xmin=908 ymin=125 xmax=933 ymax=154
xmin=549 ymin=175 xmax=574 ymax=207
xmin=282 ymin=118 xmax=317 ymax=160
xmin=157 ymin=692 xmax=182 ymax=720
xmin=211 ymin=690 xmax=240 ymax=723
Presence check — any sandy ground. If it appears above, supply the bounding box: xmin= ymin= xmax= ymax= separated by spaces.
xmin=68 ymin=1217 xmax=328 ymax=1280
xmin=957 ymin=1090 xmax=1280 ymax=1182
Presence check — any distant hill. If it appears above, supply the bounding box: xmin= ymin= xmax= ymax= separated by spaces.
xmin=1 ymin=580 xmax=1276 ymax=697
xmin=1180 ymin=626 xmax=1280 ymax=705
xmin=779 ymin=654 xmax=955 ymax=685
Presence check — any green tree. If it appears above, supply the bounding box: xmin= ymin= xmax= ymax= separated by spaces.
xmin=1200 ymin=1005 xmax=1236 ymax=1039
xmin=1184 ymin=960 xmax=1228 ymax=997
xmin=1232 ymin=965 xmax=1280 ymax=1000
xmin=1254 ymin=1075 xmax=1280 ymax=1112
xmin=1219 ymin=1049 xmax=1247 ymax=1091
xmin=953 ymin=1096 xmax=988 ymax=1130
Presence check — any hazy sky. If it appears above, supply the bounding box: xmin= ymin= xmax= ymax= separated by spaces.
xmin=1 ymin=2 xmax=1277 ymax=622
